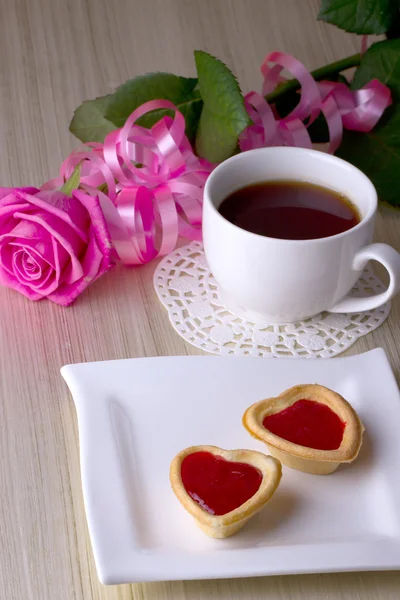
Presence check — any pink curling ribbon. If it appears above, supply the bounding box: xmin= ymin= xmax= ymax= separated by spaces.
xmin=48 ymin=100 xmax=212 ymax=265
xmin=240 ymin=51 xmax=391 ymax=154
xmin=42 ymin=52 xmax=391 ymax=268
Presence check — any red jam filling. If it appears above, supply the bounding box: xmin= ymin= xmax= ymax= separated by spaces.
xmin=263 ymin=399 xmax=345 ymax=450
xmin=181 ymin=451 xmax=262 ymax=516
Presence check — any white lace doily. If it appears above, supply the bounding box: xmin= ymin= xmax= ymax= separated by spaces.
xmin=153 ymin=242 xmax=390 ymax=358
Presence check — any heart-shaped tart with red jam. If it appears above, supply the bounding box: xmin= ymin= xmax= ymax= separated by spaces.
xmin=170 ymin=445 xmax=282 ymax=538
xmin=243 ymin=384 xmax=364 ymax=475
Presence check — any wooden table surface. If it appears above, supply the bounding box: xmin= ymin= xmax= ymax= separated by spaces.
xmin=1 ymin=0 xmax=400 ymax=598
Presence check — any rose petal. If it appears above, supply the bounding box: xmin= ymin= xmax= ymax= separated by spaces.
xmin=13 ymin=211 xmax=85 ymax=280
xmin=0 ymin=221 xmax=55 ymax=276
xmin=27 ymin=237 xmax=62 ymax=295
xmin=0 ymin=220 xmax=46 ymax=243
xmin=13 ymin=248 xmax=46 ymax=282
xmin=0 ymin=187 xmax=39 ymax=202
xmin=0 ymin=202 xmax=36 ymax=237
xmin=0 ymin=188 xmax=16 ymax=201
xmin=0 ymin=188 xmax=114 ymax=306
xmin=15 ymin=251 xmax=54 ymax=289
xmin=48 ymin=232 xmax=107 ymax=305
xmin=0 ymin=211 xmax=58 ymax=293
xmin=0 ymin=188 xmax=40 ymax=232
xmin=74 ymin=190 xmax=113 ymax=258
xmin=47 ymin=193 xmax=114 ymax=306
xmin=22 ymin=190 xmax=89 ymax=243
xmin=1 ymin=234 xmax=55 ymax=267
xmin=12 ymin=251 xmax=52 ymax=292
xmin=6 ymin=241 xmax=57 ymax=291
xmin=0 ymin=244 xmax=15 ymax=276
xmin=0 ymin=201 xmax=32 ymax=218
xmin=0 ymin=265 xmax=43 ymax=301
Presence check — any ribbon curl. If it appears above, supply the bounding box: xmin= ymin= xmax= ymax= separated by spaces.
xmin=240 ymin=52 xmax=391 ymax=154
xmin=51 ymin=100 xmax=212 ymax=265
xmin=43 ymin=55 xmax=391 ymax=268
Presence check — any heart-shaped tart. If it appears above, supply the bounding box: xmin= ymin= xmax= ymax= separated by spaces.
xmin=170 ymin=445 xmax=282 ymax=538
xmin=243 ymin=384 xmax=364 ymax=475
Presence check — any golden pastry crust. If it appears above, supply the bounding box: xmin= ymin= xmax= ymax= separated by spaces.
xmin=243 ymin=384 xmax=364 ymax=475
xmin=170 ymin=445 xmax=282 ymax=538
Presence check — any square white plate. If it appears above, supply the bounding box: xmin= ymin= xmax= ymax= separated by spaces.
xmin=61 ymin=349 xmax=400 ymax=584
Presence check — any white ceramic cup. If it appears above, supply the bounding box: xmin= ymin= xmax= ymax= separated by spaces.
xmin=203 ymin=147 xmax=400 ymax=323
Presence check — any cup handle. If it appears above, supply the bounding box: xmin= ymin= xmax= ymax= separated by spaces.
xmin=328 ymin=243 xmax=400 ymax=314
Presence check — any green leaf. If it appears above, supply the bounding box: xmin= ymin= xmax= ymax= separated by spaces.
xmin=194 ymin=50 xmax=251 ymax=162
xmin=61 ymin=164 xmax=81 ymax=196
xmin=336 ymin=39 xmax=400 ymax=206
xmin=69 ymin=96 xmax=117 ymax=143
xmin=104 ymin=73 xmax=202 ymax=142
xmin=386 ymin=10 xmax=400 ymax=38
xmin=318 ymin=0 xmax=398 ymax=35
xmin=337 ymin=106 xmax=400 ymax=205
xmin=351 ymin=39 xmax=400 ymax=100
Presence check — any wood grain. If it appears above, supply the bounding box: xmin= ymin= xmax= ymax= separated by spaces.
xmin=0 ymin=0 xmax=399 ymax=598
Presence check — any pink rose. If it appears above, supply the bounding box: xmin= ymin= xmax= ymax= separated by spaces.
xmin=0 ymin=187 xmax=113 ymax=305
